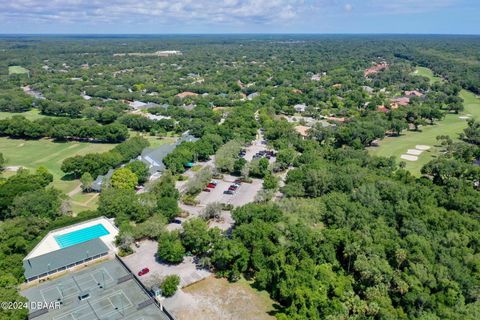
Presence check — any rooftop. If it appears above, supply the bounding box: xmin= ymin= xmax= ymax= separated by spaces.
xmin=92 ymin=169 xmax=114 ymax=192
xmin=23 ymin=238 xmax=108 ymax=281
xmin=175 ymin=91 xmax=198 ymax=99
xmin=295 ymin=125 xmax=310 ymax=137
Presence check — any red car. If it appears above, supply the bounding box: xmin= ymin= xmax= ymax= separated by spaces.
xmin=228 ymin=185 xmax=238 ymax=191
xmin=207 ymin=183 xmax=216 ymax=188
xmin=138 ymin=268 xmax=150 ymax=276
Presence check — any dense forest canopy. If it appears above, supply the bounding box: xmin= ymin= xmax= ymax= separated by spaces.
xmin=0 ymin=34 xmax=479 ymax=320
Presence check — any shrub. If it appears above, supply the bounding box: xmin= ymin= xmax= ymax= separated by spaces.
xmin=160 ymin=275 xmax=180 ymax=297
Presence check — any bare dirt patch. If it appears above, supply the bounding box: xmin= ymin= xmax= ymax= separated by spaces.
xmin=164 ymin=276 xmax=275 ymax=320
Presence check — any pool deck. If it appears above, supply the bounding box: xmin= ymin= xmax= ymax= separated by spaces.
xmin=25 ymin=217 xmax=119 ymax=260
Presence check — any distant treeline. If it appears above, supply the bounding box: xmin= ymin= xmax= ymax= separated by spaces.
xmin=0 ymin=116 xmax=129 ymax=142
xmin=61 ymin=136 xmax=149 ymax=178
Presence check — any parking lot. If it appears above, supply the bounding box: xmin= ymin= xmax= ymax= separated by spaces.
xmin=196 ymin=174 xmax=262 ymax=208
xmin=243 ymin=129 xmax=275 ymax=164
xmin=122 ymin=240 xmax=211 ymax=288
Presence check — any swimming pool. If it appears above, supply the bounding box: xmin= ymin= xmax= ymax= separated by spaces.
xmin=54 ymin=224 xmax=110 ymax=248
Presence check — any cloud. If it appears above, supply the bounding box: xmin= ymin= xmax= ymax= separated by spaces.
xmin=0 ymin=0 xmax=306 ymax=25
xmin=0 ymin=0 xmax=466 ymax=28
xmin=360 ymin=0 xmax=459 ymax=14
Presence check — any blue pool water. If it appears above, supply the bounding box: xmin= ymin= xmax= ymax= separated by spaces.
xmin=54 ymin=224 xmax=110 ymax=248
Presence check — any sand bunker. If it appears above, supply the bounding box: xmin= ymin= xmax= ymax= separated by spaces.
xmin=415 ymin=145 xmax=431 ymax=151
xmin=401 ymin=154 xmax=418 ymax=161
xmin=459 ymin=116 xmax=470 ymax=120
xmin=407 ymin=149 xmax=423 ymax=155
xmin=5 ymin=166 xmax=23 ymax=172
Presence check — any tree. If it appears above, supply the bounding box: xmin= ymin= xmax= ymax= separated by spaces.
xmin=263 ymin=172 xmax=278 ymax=190
xmin=202 ymin=202 xmax=223 ymax=221
xmin=0 ymin=153 xmax=4 ymax=171
xmin=215 ymin=140 xmax=243 ymax=173
xmin=111 ymin=168 xmax=138 ymax=190
xmin=157 ymin=232 xmax=185 ymax=264
xmin=233 ymin=158 xmax=247 ymax=176
xmin=389 ymin=119 xmax=407 ymax=136
xmin=185 ymin=166 xmax=212 ymax=195
xmin=160 ymin=275 xmax=180 ymax=297
xmin=9 ymin=188 xmax=63 ymax=219
xmin=98 ymin=188 xmax=148 ymax=224
xmin=276 ymin=148 xmax=296 ymax=170
xmin=249 ymin=158 xmax=269 ymax=178
xmin=181 ymin=218 xmax=211 ymax=255
xmin=125 ymin=160 xmax=149 ymax=184
xmin=0 ymin=168 xmax=54 ymax=218
xmin=80 ymin=172 xmax=94 ymax=192
xmin=116 ymin=232 xmax=134 ymax=253
xmin=157 ymin=197 xmax=179 ymax=222
xmin=151 ymin=170 xmax=179 ymax=199
xmin=461 ymin=119 xmax=480 ymax=145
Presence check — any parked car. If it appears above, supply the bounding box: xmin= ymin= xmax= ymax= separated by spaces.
xmin=234 ymin=179 xmax=242 ymax=184
xmin=207 ymin=183 xmax=216 ymax=188
xmin=229 ymin=185 xmax=238 ymax=191
xmin=203 ymin=188 xmax=211 ymax=192
xmin=224 ymin=190 xmax=234 ymax=195
xmin=138 ymin=268 xmax=150 ymax=276
xmin=173 ymin=218 xmax=182 ymax=224
xmin=209 ymin=180 xmax=218 ymax=185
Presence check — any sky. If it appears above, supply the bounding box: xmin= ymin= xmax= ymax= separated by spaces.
xmin=0 ymin=0 xmax=478 ymax=34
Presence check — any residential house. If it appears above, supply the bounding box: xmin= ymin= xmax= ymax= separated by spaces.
xmin=294 ymin=104 xmax=307 ymax=113
xmin=377 ymin=105 xmax=389 ymax=113
xmin=295 ymin=125 xmax=310 ymax=138
xmin=247 ymin=92 xmax=260 ymax=100
xmin=91 ymin=169 xmax=114 ymax=192
xmin=175 ymin=91 xmax=198 ymax=99
xmin=390 ymin=97 xmax=410 ymax=109
xmin=364 ymin=62 xmax=388 ymax=77
xmin=404 ymin=90 xmax=424 ymax=97
xmin=362 ymin=86 xmax=374 ymax=94
xmin=138 ymin=133 xmax=199 ymax=176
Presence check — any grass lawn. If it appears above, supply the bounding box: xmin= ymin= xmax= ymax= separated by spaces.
xmin=369 ymin=90 xmax=480 ymax=175
xmin=128 ymin=130 xmax=177 ymax=148
xmin=8 ymin=66 xmax=29 ymax=75
xmin=0 ymin=109 xmax=47 ymax=121
xmin=70 ymin=192 xmax=99 ymax=215
xmin=0 ymin=138 xmax=116 ymax=193
xmin=412 ymin=67 xmax=443 ymax=83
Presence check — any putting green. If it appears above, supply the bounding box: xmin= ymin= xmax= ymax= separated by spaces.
xmin=369 ymin=90 xmax=480 ymax=175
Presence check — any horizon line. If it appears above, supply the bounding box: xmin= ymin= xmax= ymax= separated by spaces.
xmin=0 ymin=32 xmax=479 ymax=36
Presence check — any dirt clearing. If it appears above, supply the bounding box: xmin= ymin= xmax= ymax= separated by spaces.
xmin=164 ymin=276 xmax=276 ymax=320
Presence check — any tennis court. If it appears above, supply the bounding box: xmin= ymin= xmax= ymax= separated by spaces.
xmin=53 ymin=291 xmax=133 ymax=320
xmin=22 ymin=259 xmax=171 ymax=320
xmin=39 ymin=267 xmax=114 ymax=303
